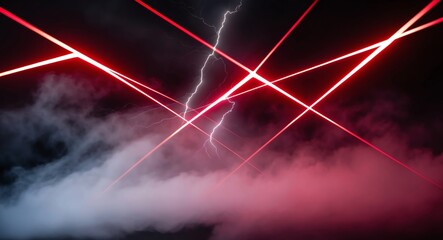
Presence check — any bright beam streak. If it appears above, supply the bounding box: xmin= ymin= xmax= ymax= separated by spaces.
xmin=218 ymin=0 xmax=443 ymax=190
xmin=0 ymin=53 xmax=77 ymax=78
xmin=184 ymin=1 xmax=242 ymax=120
xmin=0 ymin=7 xmax=261 ymax=182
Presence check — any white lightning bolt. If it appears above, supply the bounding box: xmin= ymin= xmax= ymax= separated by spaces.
xmin=183 ymin=1 xmax=242 ymax=156
xmin=183 ymin=1 xmax=242 ymax=119
xmin=204 ymin=98 xmax=236 ymax=157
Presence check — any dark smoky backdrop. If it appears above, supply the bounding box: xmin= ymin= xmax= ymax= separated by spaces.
xmin=0 ymin=1 xmax=442 ymax=239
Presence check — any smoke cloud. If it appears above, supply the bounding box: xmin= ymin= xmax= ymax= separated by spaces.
xmin=0 ymin=75 xmax=442 ymax=239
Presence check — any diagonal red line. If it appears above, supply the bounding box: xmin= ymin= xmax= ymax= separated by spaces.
xmin=218 ymin=0 xmax=443 ymax=190
xmin=0 ymin=7 xmax=261 ymax=180
xmin=0 ymin=53 xmax=77 ymax=78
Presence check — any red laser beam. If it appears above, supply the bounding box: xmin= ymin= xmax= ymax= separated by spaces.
xmin=0 ymin=53 xmax=77 ymax=78
xmin=103 ymin=0 xmax=318 ymax=191
xmin=254 ymin=0 xmax=318 ymax=71
xmin=228 ymin=17 xmax=443 ymax=99
xmin=0 ymin=7 xmax=261 ymax=178
xmin=137 ymin=0 xmax=442 ymax=191
xmin=218 ymin=0 xmax=443 ymax=190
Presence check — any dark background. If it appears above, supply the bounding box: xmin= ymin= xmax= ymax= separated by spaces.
xmin=0 ymin=0 xmax=442 ymax=239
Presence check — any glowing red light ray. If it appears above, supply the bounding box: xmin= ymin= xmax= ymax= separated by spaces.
xmin=103 ymin=0 xmax=317 ymax=191
xmin=218 ymin=0 xmax=443 ymax=190
xmin=253 ymin=0 xmax=318 ymax=71
xmin=0 ymin=53 xmax=77 ymax=78
xmin=0 ymin=7 xmax=260 ymax=179
xmin=228 ymin=17 xmax=443 ymax=99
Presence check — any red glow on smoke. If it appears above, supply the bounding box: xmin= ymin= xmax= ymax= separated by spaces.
xmin=0 ymin=0 xmax=442 ymax=195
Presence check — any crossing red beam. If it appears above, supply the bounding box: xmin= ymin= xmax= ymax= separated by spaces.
xmin=136 ymin=0 xmax=443 ymax=191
